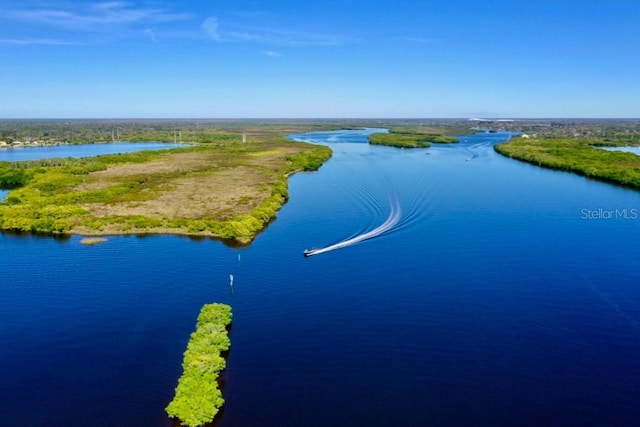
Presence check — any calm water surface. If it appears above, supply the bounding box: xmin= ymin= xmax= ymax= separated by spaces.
xmin=1 ymin=130 xmax=640 ymax=426
xmin=599 ymin=146 xmax=640 ymax=155
xmin=0 ymin=142 xmax=182 ymax=162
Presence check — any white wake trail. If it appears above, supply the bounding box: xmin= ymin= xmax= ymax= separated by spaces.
xmin=304 ymin=197 xmax=401 ymax=257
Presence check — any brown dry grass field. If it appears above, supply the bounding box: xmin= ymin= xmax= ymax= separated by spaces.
xmin=68 ymin=128 xmax=331 ymax=240
xmin=0 ymin=122 xmax=337 ymax=242
xmin=77 ymin=146 xmax=300 ymax=221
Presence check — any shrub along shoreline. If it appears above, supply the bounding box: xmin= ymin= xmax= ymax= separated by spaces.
xmin=494 ymin=137 xmax=640 ymax=189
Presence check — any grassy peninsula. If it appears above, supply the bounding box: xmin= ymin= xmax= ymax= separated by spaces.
xmin=369 ymin=128 xmax=459 ymax=148
xmin=0 ymin=130 xmax=331 ymax=244
xmin=495 ymin=137 xmax=640 ymax=189
xmin=166 ymin=303 xmax=232 ymax=427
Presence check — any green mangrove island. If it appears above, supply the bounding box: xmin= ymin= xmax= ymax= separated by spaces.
xmin=368 ymin=128 xmax=459 ymax=148
xmin=166 ymin=303 xmax=232 ymax=427
xmin=0 ymin=130 xmax=331 ymax=244
xmin=495 ymin=136 xmax=640 ymax=189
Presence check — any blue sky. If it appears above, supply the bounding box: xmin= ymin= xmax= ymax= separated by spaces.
xmin=1 ymin=0 xmax=639 ymax=118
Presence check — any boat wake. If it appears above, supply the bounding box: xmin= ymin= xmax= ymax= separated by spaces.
xmin=464 ymin=142 xmax=483 ymax=161
xmin=304 ymin=196 xmax=401 ymax=257
xmin=463 ymin=132 xmax=515 ymax=161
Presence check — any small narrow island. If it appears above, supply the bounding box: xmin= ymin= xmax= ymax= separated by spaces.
xmin=166 ymin=303 xmax=232 ymax=427
xmin=495 ymin=136 xmax=640 ymax=189
xmin=368 ymin=128 xmax=459 ymax=148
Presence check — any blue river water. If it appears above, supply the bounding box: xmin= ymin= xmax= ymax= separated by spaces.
xmin=0 ymin=142 xmax=182 ymax=162
xmin=1 ymin=130 xmax=640 ymax=426
xmin=599 ymin=146 xmax=640 ymax=155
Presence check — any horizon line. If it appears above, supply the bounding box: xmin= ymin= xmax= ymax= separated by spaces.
xmin=1 ymin=117 xmax=639 ymax=121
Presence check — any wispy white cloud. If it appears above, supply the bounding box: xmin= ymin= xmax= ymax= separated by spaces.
xmin=143 ymin=28 xmax=157 ymax=43
xmin=0 ymin=38 xmax=76 ymax=46
xmin=202 ymin=17 xmax=221 ymax=41
xmin=4 ymin=2 xmax=192 ymax=31
xmin=202 ymin=16 xmax=357 ymax=47
xmin=228 ymin=28 xmax=354 ymax=46
xmin=261 ymin=50 xmax=282 ymax=57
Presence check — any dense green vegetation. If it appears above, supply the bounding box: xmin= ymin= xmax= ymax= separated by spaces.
xmin=369 ymin=129 xmax=458 ymax=148
xmin=0 ymin=148 xmax=180 ymax=233
xmin=286 ymin=146 xmax=332 ymax=171
xmin=0 ymin=165 xmax=29 ymax=187
xmin=2 ymin=118 xmax=638 ymax=147
xmin=0 ymin=120 xmax=278 ymax=144
xmin=495 ymin=137 xmax=640 ymax=189
xmin=0 ymin=118 xmax=478 ymax=145
xmin=0 ymin=138 xmax=332 ymax=242
xmin=166 ymin=303 xmax=232 ymax=427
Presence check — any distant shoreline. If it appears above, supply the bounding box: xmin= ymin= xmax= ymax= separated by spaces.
xmin=495 ymin=136 xmax=640 ymax=190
